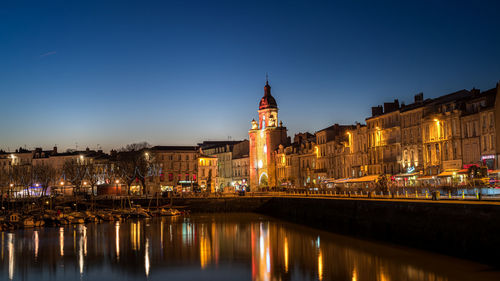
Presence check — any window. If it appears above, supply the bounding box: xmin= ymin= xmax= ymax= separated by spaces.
xmin=435 ymin=144 xmax=440 ymax=161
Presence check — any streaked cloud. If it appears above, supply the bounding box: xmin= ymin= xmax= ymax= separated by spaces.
xmin=39 ymin=51 xmax=57 ymax=58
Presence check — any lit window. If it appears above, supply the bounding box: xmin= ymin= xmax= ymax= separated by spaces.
xmin=258 ymin=160 xmax=263 ymax=169
xmin=263 ymin=145 xmax=267 ymax=153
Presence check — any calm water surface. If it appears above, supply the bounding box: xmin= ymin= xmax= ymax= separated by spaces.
xmin=0 ymin=213 xmax=499 ymax=281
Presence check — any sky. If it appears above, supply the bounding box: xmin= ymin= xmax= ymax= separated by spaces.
xmin=1 ymin=0 xmax=500 ymax=152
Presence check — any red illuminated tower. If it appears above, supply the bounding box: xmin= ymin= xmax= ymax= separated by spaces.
xmin=249 ymin=80 xmax=288 ymax=190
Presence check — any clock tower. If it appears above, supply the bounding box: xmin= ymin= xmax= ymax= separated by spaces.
xmin=249 ymin=80 xmax=288 ymax=190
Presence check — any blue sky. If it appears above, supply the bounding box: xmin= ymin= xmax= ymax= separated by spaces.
xmin=1 ymin=0 xmax=500 ymax=152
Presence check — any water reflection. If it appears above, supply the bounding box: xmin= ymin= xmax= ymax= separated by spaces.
xmin=0 ymin=213 xmax=499 ymax=281
xmin=33 ymin=231 xmax=38 ymax=260
xmin=115 ymin=222 xmax=120 ymax=260
xmin=8 ymin=233 xmax=14 ymax=280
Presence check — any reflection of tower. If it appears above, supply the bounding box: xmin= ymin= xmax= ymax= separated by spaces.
xmin=249 ymin=80 xmax=288 ymax=190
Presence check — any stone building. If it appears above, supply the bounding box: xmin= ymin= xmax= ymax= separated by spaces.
xmin=315 ymin=124 xmax=356 ymax=180
xmin=231 ymin=140 xmax=249 ymax=191
xmin=199 ymin=140 xmax=247 ymax=191
xmin=149 ymin=146 xmax=199 ymax=193
xmin=346 ymin=124 xmax=369 ymax=178
xmin=421 ymin=90 xmax=471 ymax=175
xmin=400 ymin=93 xmax=427 ymax=174
xmin=197 ymin=155 xmax=218 ymax=192
xmin=366 ymin=100 xmax=401 ymax=175
xmin=249 ymin=80 xmax=288 ymax=190
xmin=275 ymin=133 xmax=316 ymax=189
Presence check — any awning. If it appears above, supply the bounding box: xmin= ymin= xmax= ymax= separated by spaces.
xmin=394 ymin=172 xmax=419 ymax=178
xmin=416 ymin=176 xmax=435 ymax=181
xmin=488 ymin=170 xmax=500 ymax=174
xmin=437 ymin=171 xmax=454 ymax=177
xmin=346 ymin=175 xmax=379 ymax=183
xmin=329 ymin=178 xmax=350 ymax=184
xmin=457 ymin=169 xmax=469 ymax=174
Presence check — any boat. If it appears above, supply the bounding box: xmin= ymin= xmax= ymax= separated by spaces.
xmin=20 ymin=217 xmax=35 ymax=228
xmin=152 ymin=208 xmax=181 ymax=216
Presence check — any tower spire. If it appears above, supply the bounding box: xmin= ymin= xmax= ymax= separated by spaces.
xmin=265 ymin=72 xmax=268 ymax=84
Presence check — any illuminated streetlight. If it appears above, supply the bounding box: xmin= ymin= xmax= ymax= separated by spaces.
xmin=115 ymin=180 xmax=120 ymax=184
xmin=9 ymin=183 xmax=13 ymax=187
xmin=60 ymin=181 xmax=64 ymax=186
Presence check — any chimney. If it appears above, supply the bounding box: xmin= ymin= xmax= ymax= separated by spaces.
xmin=414 ymin=92 xmax=424 ymax=103
xmin=371 ymin=105 xmax=383 ymax=117
xmin=52 ymin=146 xmax=58 ymax=155
xmin=383 ymin=100 xmax=400 ymax=113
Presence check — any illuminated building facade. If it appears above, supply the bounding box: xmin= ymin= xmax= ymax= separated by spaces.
xmin=197 ymin=155 xmax=218 ymax=192
xmin=249 ymin=80 xmax=288 ymax=190
xmin=199 ymin=140 xmax=248 ymax=191
xmin=150 ymin=146 xmax=199 ymax=192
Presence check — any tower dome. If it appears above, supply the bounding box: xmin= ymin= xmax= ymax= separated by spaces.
xmin=259 ymin=81 xmax=278 ymax=110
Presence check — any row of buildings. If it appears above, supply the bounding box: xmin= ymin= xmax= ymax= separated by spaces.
xmin=0 ymin=141 xmax=250 ymax=195
xmin=2 ymin=80 xmax=500 ymax=193
xmin=257 ymin=82 xmax=500 ymax=190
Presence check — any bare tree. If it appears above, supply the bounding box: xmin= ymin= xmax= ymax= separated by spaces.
xmin=0 ymin=167 xmax=10 ymax=207
xmin=84 ymin=160 xmax=102 ymax=196
xmin=116 ymin=142 xmax=152 ymax=195
xmin=63 ymin=158 xmax=86 ymax=196
xmin=32 ymin=163 xmax=56 ymax=196
xmin=11 ymin=165 xmax=31 ymax=198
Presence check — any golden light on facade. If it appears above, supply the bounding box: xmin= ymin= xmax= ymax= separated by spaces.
xmin=315 ymin=146 xmax=319 ymax=158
